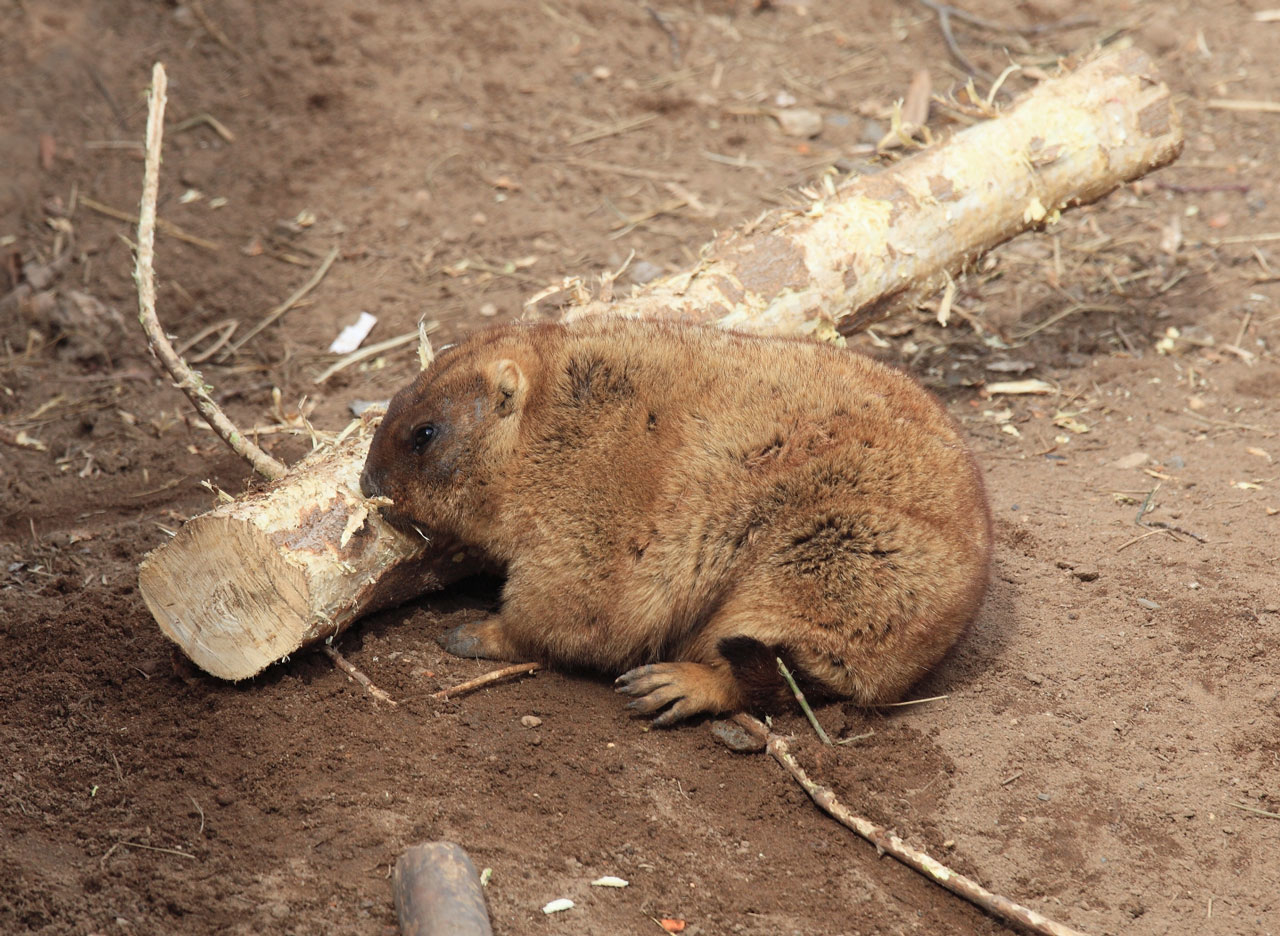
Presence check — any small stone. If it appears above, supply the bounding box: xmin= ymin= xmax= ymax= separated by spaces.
xmin=1037 ymin=793 xmax=1051 ymax=802
xmin=1136 ymin=598 xmax=1160 ymax=611
xmin=520 ymin=715 xmax=542 ymax=728
xmin=1114 ymin=452 xmax=1150 ymax=470
xmin=709 ymin=719 xmax=766 ymax=753
xmin=1024 ymin=673 xmax=1044 ymax=685
xmin=629 ymin=260 xmax=664 ymax=285
xmin=542 ymin=898 xmax=574 ymax=914
xmin=773 ymin=107 xmax=824 ymax=138
xmin=1072 ymin=569 xmax=1099 ymax=582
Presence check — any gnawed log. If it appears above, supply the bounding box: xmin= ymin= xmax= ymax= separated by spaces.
xmin=140 ymin=45 xmax=1182 ymax=679
xmin=565 ymin=43 xmax=1182 ymax=338
xmin=138 ymin=416 xmax=483 ymax=680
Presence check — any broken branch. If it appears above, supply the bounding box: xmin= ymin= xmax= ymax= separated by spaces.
xmin=732 ymin=713 xmax=1090 ymax=936
xmin=132 ymin=63 xmax=286 ymax=482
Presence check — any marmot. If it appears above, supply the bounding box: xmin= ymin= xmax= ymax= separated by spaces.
xmin=361 ymin=318 xmax=992 ymax=725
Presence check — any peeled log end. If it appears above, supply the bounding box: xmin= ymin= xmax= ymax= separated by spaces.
xmin=138 ymin=419 xmax=479 ymax=681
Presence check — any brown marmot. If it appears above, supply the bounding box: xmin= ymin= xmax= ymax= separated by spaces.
xmin=361 ymin=317 xmax=992 ymax=725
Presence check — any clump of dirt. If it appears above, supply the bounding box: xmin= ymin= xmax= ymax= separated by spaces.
xmin=2 ymin=2 xmax=1278 ymax=934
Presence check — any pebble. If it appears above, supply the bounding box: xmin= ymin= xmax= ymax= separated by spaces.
xmin=709 ymin=719 xmax=765 ymax=753
xmin=520 ymin=715 xmax=542 ymax=728
xmin=1114 ymin=452 xmax=1150 ymax=470
xmin=1136 ymin=598 xmax=1160 ymax=611
xmin=1024 ymin=673 xmax=1044 ymax=685
xmin=629 ymin=260 xmax=664 ymax=285
xmin=1072 ymin=569 xmax=1099 ymax=582
xmin=774 ymin=107 xmax=824 ymax=139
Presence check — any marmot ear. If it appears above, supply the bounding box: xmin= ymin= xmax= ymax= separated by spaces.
xmin=489 ymin=358 xmax=527 ymax=415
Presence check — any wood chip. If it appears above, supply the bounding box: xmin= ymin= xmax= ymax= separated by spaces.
xmin=986 ymin=379 xmax=1055 ymax=395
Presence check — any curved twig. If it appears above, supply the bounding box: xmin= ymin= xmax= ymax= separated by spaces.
xmin=732 ymin=713 xmax=1091 ymax=936
xmin=133 ymin=62 xmax=287 ymax=481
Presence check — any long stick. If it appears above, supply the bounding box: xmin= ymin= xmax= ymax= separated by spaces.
xmin=731 ymin=714 xmax=1090 ymax=936
xmin=132 ymin=63 xmax=287 ymax=481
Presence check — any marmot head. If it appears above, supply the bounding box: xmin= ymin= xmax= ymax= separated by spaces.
xmin=360 ymin=328 xmax=533 ymax=542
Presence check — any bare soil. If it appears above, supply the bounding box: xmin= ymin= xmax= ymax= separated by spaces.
xmin=3 ymin=2 xmax=1278 ymax=934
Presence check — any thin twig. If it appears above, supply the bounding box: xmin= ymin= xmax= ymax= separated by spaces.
xmin=1116 ymin=528 xmax=1177 ymax=552
xmin=1155 ymin=181 xmax=1250 ymax=195
xmin=1206 ymin=98 xmax=1280 ymax=114
xmin=175 ymin=319 xmax=238 ymax=364
xmin=1183 ymin=409 xmax=1276 ymax=438
xmin=876 ymin=693 xmax=951 ymax=708
xmin=223 ymin=245 xmax=340 ymax=357
xmin=188 ymin=794 xmax=205 ymax=834
xmin=133 ymin=63 xmax=287 ymax=481
xmin=917 ymin=0 xmax=990 ymax=79
xmin=322 ymin=644 xmax=398 ymax=706
xmin=732 ymin=713 xmax=1091 ymax=936
xmin=313 ymin=327 xmax=434 ymax=384
xmin=568 ymin=114 xmax=659 ymax=146
xmin=189 ymin=0 xmax=241 ymax=57
xmin=113 ymin=840 xmax=199 ymax=860
xmin=777 ymin=657 xmax=833 ymax=745
xmin=0 ymin=426 xmax=47 ymax=451
xmin=82 ymin=195 xmax=221 ymax=252
xmin=646 ymin=6 xmax=682 ymax=66
xmin=173 ymin=112 xmax=236 ymax=143
xmin=1229 ymin=801 xmax=1280 ymax=820
xmin=432 ymin=662 xmax=541 ymax=700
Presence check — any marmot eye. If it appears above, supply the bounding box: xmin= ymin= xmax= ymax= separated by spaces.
xmin=411 ymin=424 xmax=436 ymax=454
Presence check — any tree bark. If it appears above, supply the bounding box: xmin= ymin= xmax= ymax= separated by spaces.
xmin=139 ymin=45 xmax=1182 ymax=680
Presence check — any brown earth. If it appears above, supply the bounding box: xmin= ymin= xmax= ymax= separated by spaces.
xmin=2 ymin=1 xmax=1278 ymax=934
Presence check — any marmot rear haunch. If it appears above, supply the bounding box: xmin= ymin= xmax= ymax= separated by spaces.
xmin=361 ymin=318 xmax=992 ymax=725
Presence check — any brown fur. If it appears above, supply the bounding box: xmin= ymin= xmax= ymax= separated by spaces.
xmin=361 ymin=318 xmax=993 ymax=725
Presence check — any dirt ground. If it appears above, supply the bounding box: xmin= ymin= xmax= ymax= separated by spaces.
xmin=3 ymin=1 xmax=1278 ymax=934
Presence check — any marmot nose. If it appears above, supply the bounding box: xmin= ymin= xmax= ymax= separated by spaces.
xmin=360 ymin=464 xmax=383 ymax=499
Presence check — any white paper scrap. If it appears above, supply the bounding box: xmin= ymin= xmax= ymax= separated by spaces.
xmin=329 ymin=312 xmax=377 ymax=354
